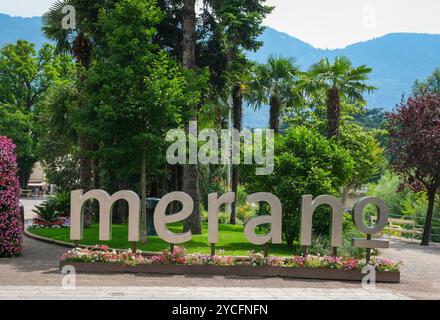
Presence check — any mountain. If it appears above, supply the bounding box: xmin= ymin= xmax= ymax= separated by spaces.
xmin=1 ymin=14 xmax=439 ymax=128
xmin=0 ymin=14 xmax=46 ymax=49
xmin=245 ymin=27 xmax=440 ymax=128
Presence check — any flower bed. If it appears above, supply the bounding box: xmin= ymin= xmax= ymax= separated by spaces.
xmin=59 ymin=246 xmax=401 ymax=283
xmin=28 ymin=217 xmax=70 ymax=229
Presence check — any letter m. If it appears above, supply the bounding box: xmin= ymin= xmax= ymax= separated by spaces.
xmin=70 ymin=190 xmax=140 ymax=242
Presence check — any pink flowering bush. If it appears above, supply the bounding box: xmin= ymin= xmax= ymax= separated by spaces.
xmin=60 ymin=247 xmax=146 ymax=266
xmin=369 ymin=257 xmax=402 ymax=272
xmin=0 ymin=137 xmax=23 ymax=257
xmin=149 ymin=246 xmax=189 ymax=265
xmin=59 ymin=246 xmax=402 ymax=272
xmin=284 ymin=255 xmax=400 ymax=272
xmin=187 ymin=253 xmax=234 ymax=266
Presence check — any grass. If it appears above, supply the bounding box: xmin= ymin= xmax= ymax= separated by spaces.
xmin=28 ymin=222 xmax=297 ymax=257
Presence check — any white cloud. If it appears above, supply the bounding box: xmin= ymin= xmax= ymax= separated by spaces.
xmin=265 ymin=0 xmax=440 ymax=49
xmin=0 ymin=0 xmax=53 ymax=17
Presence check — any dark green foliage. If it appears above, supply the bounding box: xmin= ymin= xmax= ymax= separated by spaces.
xmin=33 ymin=203 xmax=60 ymax=222
xmin=241 ymin=126 xmax=354 ymax=246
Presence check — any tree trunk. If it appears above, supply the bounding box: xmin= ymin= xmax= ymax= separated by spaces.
xmin=230 ymin=84 xmax=242 ymax=225
xmin=182 ymin=0 xmax=202 ymax=234
xmin=421 ymin=190 xmax=436 ymax=246
xmin=114 ymin=181 xmax=129 ymax=224
xmin=74 ymin=32 xmax=93 ymax=227
xmin=19 ymin=170 xmax=31 ymax=191
xmin=92 ymin=145 xmax=100 ymax=190
xmin=182 ymin=0 xmax=196 ymax=69
xmin=141 ymin=150 xmax=147 ymax=244
xmin=326 ymin=87 xmax=341 ymax=139
xmin=78 ymin=135 xmax=93 ymax=227
xmin=183 ymin=165 xmax=202 ymax=234
xmin=269 ymin=95 xmax=281 ymax=134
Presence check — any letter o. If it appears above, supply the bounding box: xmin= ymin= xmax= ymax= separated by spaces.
xmin=352 ymin=197 xmax=389 ymax=235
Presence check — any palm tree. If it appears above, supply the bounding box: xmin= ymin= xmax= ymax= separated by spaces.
xmin=247 ymin=55 xmax=302 ymax=134
xmin=226 ymin=59 xmax=253 ymax=225
xmin=306 ymin=56 xmax=376 ymax=139
xmin=42 ymin=0 xmax=100 ymax=227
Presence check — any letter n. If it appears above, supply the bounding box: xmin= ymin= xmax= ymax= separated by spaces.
xmin=300 ymin=195 xmax=343 ymax=247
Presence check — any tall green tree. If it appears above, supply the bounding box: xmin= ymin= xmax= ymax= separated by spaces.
xmin=306 ymin=56 xmax=375 ymax=139
xmin=180 ymin=0 xmax=203 ymax=234
xmin=42 ymin=0 xmax=110 ymax=216
xmin=241 ymin=126 xmax=354 ymax=247
xmin=81 ymin=0 xmax=191 ymax=241
xmin=247 ymin=55 xmax=301 ymax=134
xmin=36 ymin=81 xmax=80 ymax=192
xmin=413 ymin=68 xmax=440 ymax=95
xmin=0 ymin=41 xmax=73 ymax=188
xmin=209 ymin=0 xmax=273 ymax=224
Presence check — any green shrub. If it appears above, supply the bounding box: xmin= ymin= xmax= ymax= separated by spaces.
xmin=48 ymin=191 xmax=71 ymax=216
xmin=241 ymin=126 xmax=354 ymax=247
xmin=33 ymin=202 xmax=60 ymax=222
xmin=236 ymin=203 xmax=257 ymax=224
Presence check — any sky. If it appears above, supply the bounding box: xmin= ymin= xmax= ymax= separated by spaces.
xmin=1 ymin=0 xmax=440 ymax=49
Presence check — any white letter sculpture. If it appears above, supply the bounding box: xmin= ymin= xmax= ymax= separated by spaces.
xmin=352 ymin=197 xmax=389 ymax=248
xmin=300 ymin=195 xmax=343 ymax=247
xmin=244 ymin=193 xmax=282 ymax=245
xmin=154 ymin=191 xmax=194 ymax=244
xmin=208 ymin=192 xmax=235 ymax=243
xmin=70 ymin=190 xmax=140 ymax=242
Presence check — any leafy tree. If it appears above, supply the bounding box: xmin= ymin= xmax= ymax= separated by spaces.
xmin=42 ymin=0 xmax=113 ymax=203
xmin=352 ymin=107 xmax=386 ymax=130
xmin=0 ymin=41 xmax=73 ymax=187
xmin=386 ymin=93 xmax=440 ymax=246
xmin=241 ymin=126 xmax=354 ymax=246
xmin=199 ymin=0 xmax=272 ymax=225
xmin=36 ymin=82 xmax=79 ymax=192
xmin=247 ymin=55 xmax=302 ymax=134
xmin=0 ymin=104 xmax=34 ymax=188
xmin=81 ymin=0 xmax=191 ymax=240
xmin=156 ymin=0 xmax=272 ymax=226
xmin=339 ymin=123 xmax=385 ymax=203
xmin=413 ymin=68 xmax=440 ymax=95
xmin=306 ymin=56 xmax=375 ymax=139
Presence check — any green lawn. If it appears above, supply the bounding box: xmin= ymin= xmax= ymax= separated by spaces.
xmin=29 ymin=222 xmax=296 ymax=257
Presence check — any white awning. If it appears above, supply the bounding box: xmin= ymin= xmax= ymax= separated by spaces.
xmin=27 ymin=182 xmax=45 ymax=187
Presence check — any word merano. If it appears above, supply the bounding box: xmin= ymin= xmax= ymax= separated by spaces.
xmin=70 ymin=190 xmax=389 ymax=249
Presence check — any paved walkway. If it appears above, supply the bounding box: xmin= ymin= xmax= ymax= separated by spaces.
xmin=20 ymin=198 xmax=44 ymax=220
xmin=0 ymin=236 xmax=427 ymax=300
xmin=0 ymin=201 xmax=438 ymax=300
xmin=0 ymin=286 xmax=408 ymax=300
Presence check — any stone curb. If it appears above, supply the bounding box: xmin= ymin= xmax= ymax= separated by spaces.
xmin=24 ymin=228 xmax=251 ymax=259
xmin=24 ymin=228 xmax=161 ymax=254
